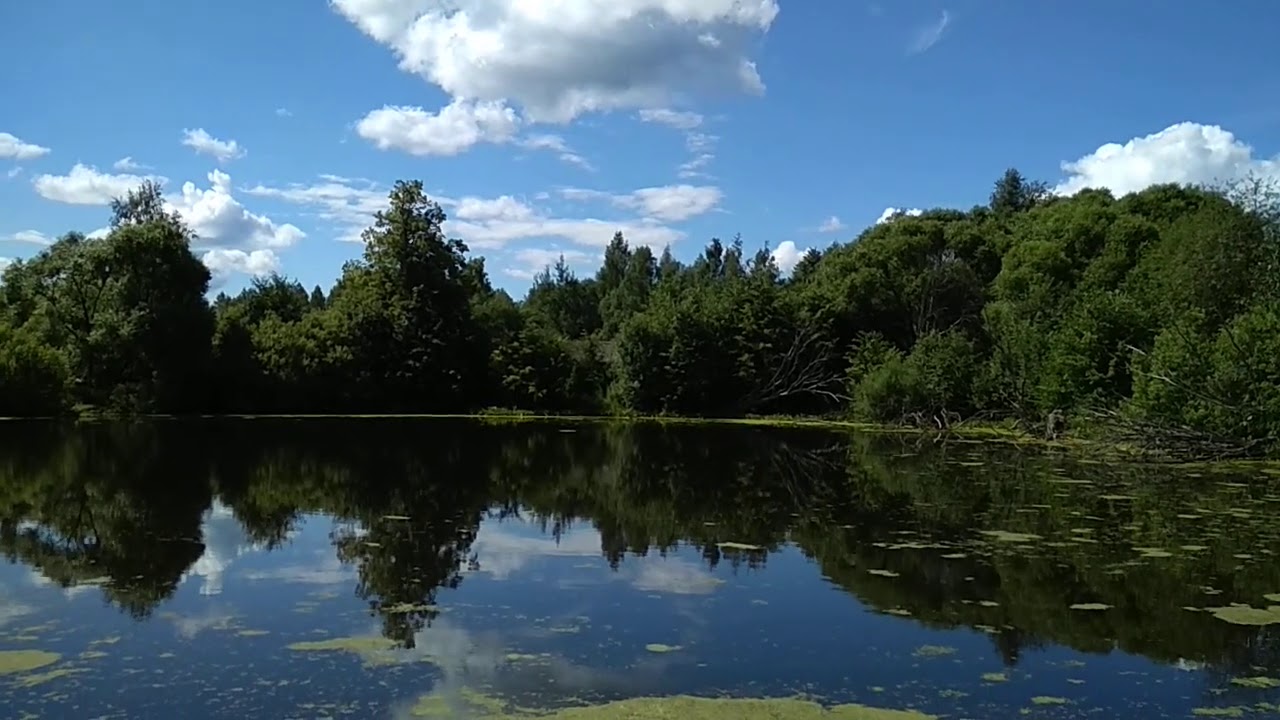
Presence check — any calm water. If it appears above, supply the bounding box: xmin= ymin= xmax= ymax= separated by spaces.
xmin=2 ymin=419 xmax=1280 ymax=719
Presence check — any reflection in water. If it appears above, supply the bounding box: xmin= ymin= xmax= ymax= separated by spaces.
xmin=1 ymin=419 xmax=1279 ymax=717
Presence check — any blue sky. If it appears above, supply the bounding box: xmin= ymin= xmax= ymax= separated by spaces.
xmin=3 ymin=0 xmax=1279 ymax=295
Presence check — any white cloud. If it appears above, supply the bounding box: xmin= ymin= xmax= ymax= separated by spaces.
xmin=181 ymin=128 xmax=245 ymax=163
xmin=6 ymin=230 xmax=51 ymax=245
xmin=770 ymin=240 xmax=807 ymax=274
xmin=113 ymin=156 xmax=148 ymax=171
xmin=639 ymin=109 xmax=704 ymax=130
xmin=32 ymin=163 xmax=164 ymax=205
xmin=184 ymin=501 xmax=263 ymax=596
xmin=331 ymin=0 xmax=778 ymax=124
xmin=202 ymin=248 xmax=281 ymax=280
xmin=817 ymin=215 xmax=845 ymax=233
xmin=253 ymin=176 xmax=685 ymax=251
xmin=356 ymin=99 xmax=520 ymax=156
xmin=6 ymin=167 xmax=23 ymax=179
xmin=469 ymin=521 xmax=601 ymax=580
xmin=455 ymin=195 xmax=537 ymax=223
xmin=0 ymin=131 xmax=50 ymax=161
xmin=907 ymin=10 xmax=951 ymax=55
xmin=1055 ymin=121 xmax=1280 ymax=197
xmin=518 ymin=134 xmax=593 ymax=170
xmin=502 ymin=247 xmax=596 ymax=280
xmin=0 ymin=257 xmax=11 ymax=272
xmin=169 ymin=169 xmax=305 ymax=251
xmin=245 ymin=175 xmax=387 ymax=243
xmin=630 ymin=558 xmax=723 ymax=595
xmin=626 ymin=185 xmax=723 ymax=221
xmin=560 ymin=184 xmax=723 ymax=222
xmin=876 ymin=207 xmax=923 ymax=224
xmin=678 ymin=153 xmax=716 ymax=179
xmin=275 ymin=107 xmax=293 ymax=117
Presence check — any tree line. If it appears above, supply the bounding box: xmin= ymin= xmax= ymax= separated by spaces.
xmin=2 ymin=171 xmax=1278 ymax=452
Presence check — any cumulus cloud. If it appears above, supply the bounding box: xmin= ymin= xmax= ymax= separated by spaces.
xmin=332 ymin=0 xmax=779 ymax=125
xmin=907 ymin=10 xmax=951 ymax=55
xmin=817 ymin=215 xmax=845 ymax=233
xmin=0 ymin=257 xmax=11 ymax=272
xmin=1055 ymin=121 xmax=1280 ymax=197
xmin=181 ymin=128 xmax=245 ymax=163
xmin=770 ymin=240 xmax=808 ymax=274
xmin=876 ymin=207 xmax=923 ymax=224
xmin=32 ymin=163 xmax=165 ymax=205
xmin=202 ymin=249 xmax=281 ymax=282
xmin=356 ymin=99 xmax=520 ymax=156
xmin=0 ymin=131 xmax=50 ymax=160
xmin=560 ymin=184 xmax=723 ymax=222
xmin=169 ymin=169 xmax=305 ymax=251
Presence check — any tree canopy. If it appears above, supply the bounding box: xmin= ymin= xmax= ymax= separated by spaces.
xmin=3 ymin=169 xmax=1278 ymax=453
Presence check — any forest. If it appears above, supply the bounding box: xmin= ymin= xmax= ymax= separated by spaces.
xmin=1 ymin=170 xmax=1278 ymax=455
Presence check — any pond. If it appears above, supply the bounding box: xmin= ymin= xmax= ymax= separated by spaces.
xmin=2 ymin=418 xmax=1280 ymax=718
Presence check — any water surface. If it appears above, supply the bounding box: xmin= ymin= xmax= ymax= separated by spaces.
xmin=2 ymin=418 xmax=1280 ymax=718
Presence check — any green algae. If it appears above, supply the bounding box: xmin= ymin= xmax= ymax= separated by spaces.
xmin=77 ymin=650 xmax=109 ymax=660
xmin=867 ymin=569 xmax=900 ymax=578
xmin=0 ymin=650 xmax=60 ymax=675
xmin=912 ymin=645 xmax=956 ymax=658
xmin=1264 ymin=593 xmax=1280 ymax=603
xmin=1069 ymin=603 xmax=1112 ymax=611
xmin=1030 ymin=697 xmax=1068 ymax=706
xmin=1208 ymin=606 xmax=1280 ymax=626
xmin=12 ymin=667 xmax=87 ymax=688
xmin=516 ymin=695 xmax=934 ymax=719
xmin=1192 ymin=708 xmax=1246 ymax=718
xmin=236 ymin=629 xmax=270 ymax=637
xmin=645 ymin=643 xmax=681 ymax=653
xmin=1231 ymin=676 xmax=1280 ymax=689
xmin=410 ymin=688 xmax=509 ymax=718
xmin=1134 ymin=547 xmax=1173 ymax=558
xmin=979 ymin=530 xmax=1041 ymax=543
xmin=286 ymin=636 xmax=404 ymax=666
xmin=981 ymin=672 xmax=1008 ymax=683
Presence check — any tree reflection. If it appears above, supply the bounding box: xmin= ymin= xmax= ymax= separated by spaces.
xmin=2 ymin=418 xmax=1280 ymax=675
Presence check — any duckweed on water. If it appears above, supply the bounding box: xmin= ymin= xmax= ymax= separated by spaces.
xmin=979 ymin=530 xmax=1041 ymax=543
xmin=1192 ymin=708 xmax=1247 ymax=718
xmin=1208 ymin=606 xmax=1280 ymax=626
xmin=911 ymin=645 xmax=956 ymax=658
xmin=867 ymin=569 xmax=900 ymax=578
xmin=1031 ymin=697 xmax=1068 ymax=706
xmin=0 ymin=650 xmax=60 ymax=675
xmin=1230 ymin=677 xmax=1280 ymax=689
xmin=409 ymin=694 xmax=936 ymax=719
xmin=645 ymin=644 xmax=681 ymax=653
xmin=12 ymin=667 xmax=87 ymax=688
xmin=1069 ymin=603 xmax=1112 ymax=611
xmin=286 ymin=636 xmax=403 ymax=666
xmin=236 ymin=630 xmax=270 ymax=637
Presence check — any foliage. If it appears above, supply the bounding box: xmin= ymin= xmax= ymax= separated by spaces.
xmin=2 ymin=170 xmax=1278 ymax=452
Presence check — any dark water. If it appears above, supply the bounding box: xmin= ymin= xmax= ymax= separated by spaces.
xmin=2 ymin=419 xmax=1280 ymax=719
